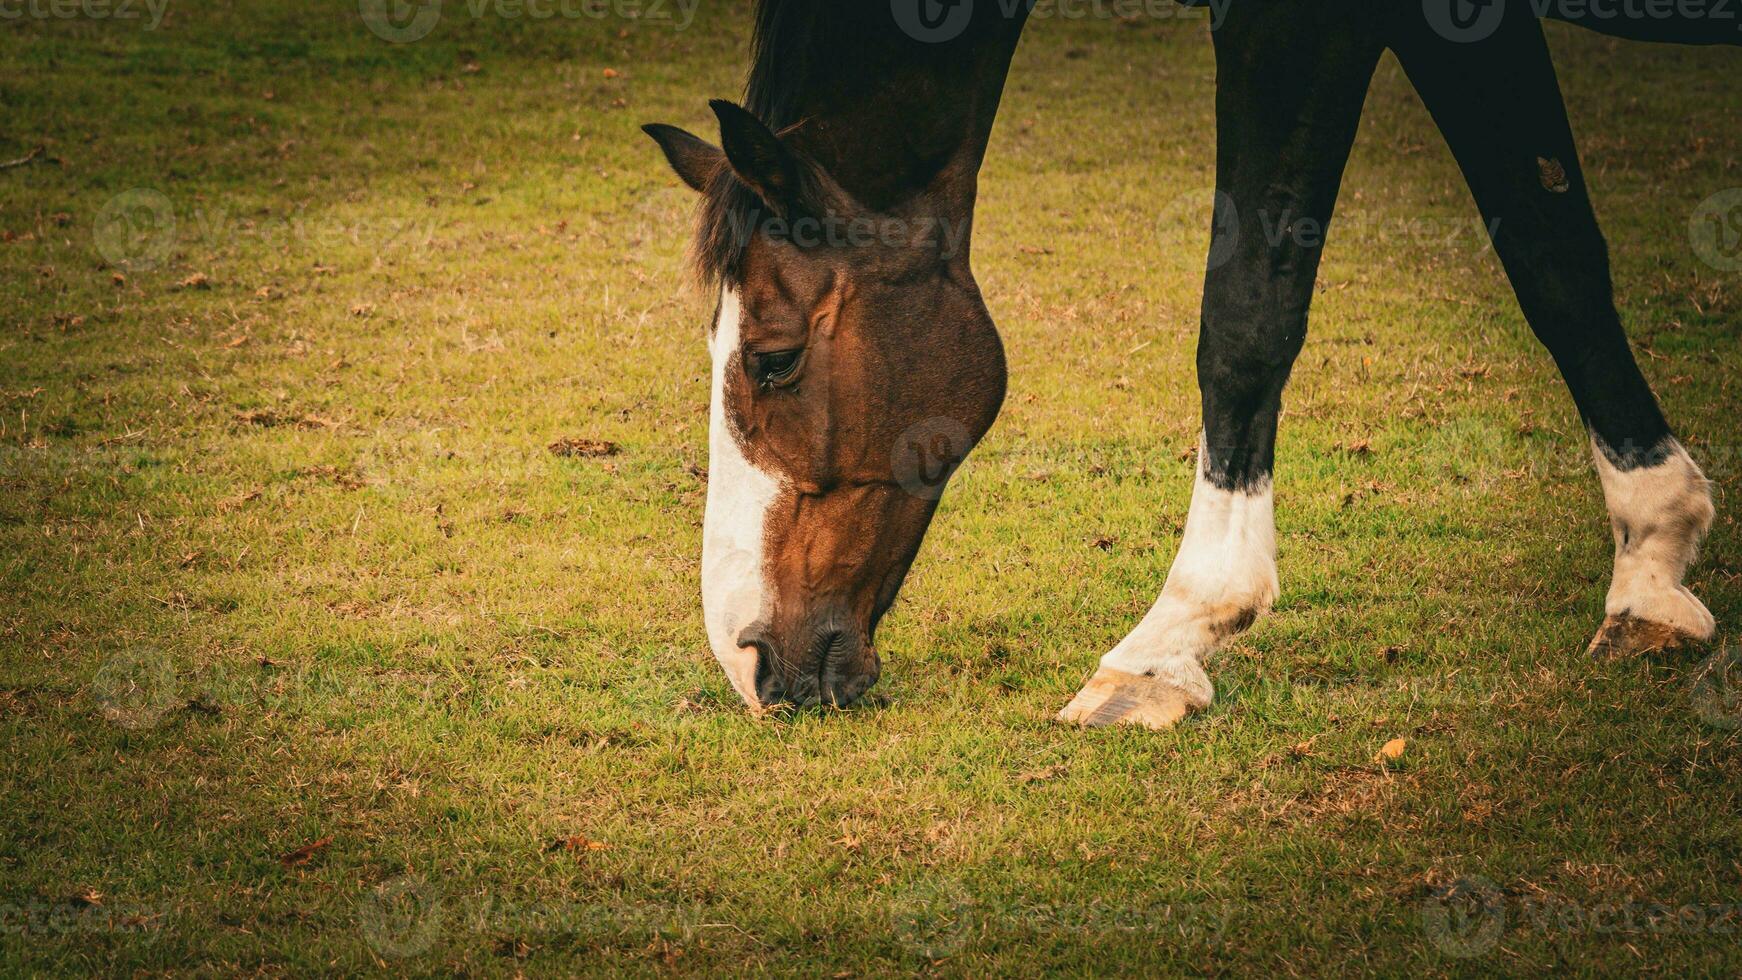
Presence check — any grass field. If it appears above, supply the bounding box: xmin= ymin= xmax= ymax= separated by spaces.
xmin=3 ymin=2 xmax=1742 ymax=974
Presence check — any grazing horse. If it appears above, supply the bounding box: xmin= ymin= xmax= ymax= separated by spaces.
xmin=643 ymin=0 xmax=1732 ymax=724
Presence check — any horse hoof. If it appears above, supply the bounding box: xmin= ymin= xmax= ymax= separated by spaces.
xmin=1056 ymin=667 xmax=1199 ymax=730
xmin=1586 ymin=613 xmax=1706 ymax=658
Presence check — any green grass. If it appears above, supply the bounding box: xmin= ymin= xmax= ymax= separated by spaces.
xmin=3 ymin=3 xmax=1741 ymax=975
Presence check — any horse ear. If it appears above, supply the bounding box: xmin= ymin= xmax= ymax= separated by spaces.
xmin=642 ymin=123 xmax=723 ymax=193
xmin=709 ymin=100 xmax=809 ymax=219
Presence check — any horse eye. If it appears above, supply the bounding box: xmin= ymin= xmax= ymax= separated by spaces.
xmin=748 ymin=349 xmax=804 ymax=388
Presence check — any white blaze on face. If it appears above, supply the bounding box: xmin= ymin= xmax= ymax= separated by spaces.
xmin=1591 ymin=438 xmax=1716 ymax=638
xmin=701 ymin=288 xmax=782 ymax=705
xmin=1101 ymin=445 xmax=1279 ymax=707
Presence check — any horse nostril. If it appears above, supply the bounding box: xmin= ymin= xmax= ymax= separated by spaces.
xmin=755 ymin=670 xmax=786 ymax=706
xmin=820 ymin=635 xmax=879 ymax=708
xmin=738 ymin=627 xmax=786 ymax=706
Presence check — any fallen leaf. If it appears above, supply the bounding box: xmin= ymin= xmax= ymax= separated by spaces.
xmin=219 ymin=487 xmax=264 ymax=511
xmin=548 ymin=437 xmax=618 ymax=458
xmin=546 ymin=835 xmax=610 ymax=856
xmin=1377 ymin=738 xmax=1407 ymax=762
xmin=602 ymin=68 xmax=620 ymax=79
xmin=174 ymin=272 xmax=211 ymax=290
xmin=233 ymin=409 xmax=280 ymax=427
xmin=296 ymin=414 xmax=343 ymax=431
xmin=1018 ymin=763 xmax=1068 ymax=784
xmin=300 ymin=464 xmax=365 ymax=490
xmin=279 ymin=836 xmax=333 ymax=867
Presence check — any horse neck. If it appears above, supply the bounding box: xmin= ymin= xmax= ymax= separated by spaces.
xmin=752 ymin=6 xmax=1031 ymax=221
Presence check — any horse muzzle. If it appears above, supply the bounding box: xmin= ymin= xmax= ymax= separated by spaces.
xmin=737 ymin=619 xmax=881 ymax=709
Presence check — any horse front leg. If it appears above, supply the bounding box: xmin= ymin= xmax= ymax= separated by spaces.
xmin=1388 ymin=4 xmax=1717 ymax=657
xmin=1060 ymin=3 xmax=1383 ymax=729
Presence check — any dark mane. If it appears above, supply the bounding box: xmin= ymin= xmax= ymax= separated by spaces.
xmin=692 ymin=0 xmax=825 ymax=287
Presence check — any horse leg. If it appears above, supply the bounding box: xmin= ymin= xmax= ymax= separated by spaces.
xmin=1059 ymin=4 xmax=1384 ymax=729
xmin=1389 ymin=6 xmax=1716 ymax=656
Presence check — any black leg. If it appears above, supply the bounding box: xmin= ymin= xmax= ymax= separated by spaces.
xmin=1388 ymin=6 xmax=1716 ymax=653
xmin=1198 ymin=3 xmax=1385 ymax=490
xmin=1388 ymin=4 xmax=1673 ymax=465
xmin=1058 ymin=3 xmax=1385 ymax=730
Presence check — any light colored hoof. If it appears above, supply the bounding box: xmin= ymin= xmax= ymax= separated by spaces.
xmin=1586 ymin=613 xmax=1707 ymax=658
xmin=1056 ymin=668 xmax=1199 ymax=730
